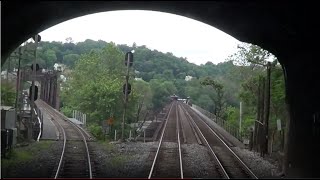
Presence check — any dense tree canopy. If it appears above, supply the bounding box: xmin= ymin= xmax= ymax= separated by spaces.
xmin=3 ymin=39 xmax=286 ymax=149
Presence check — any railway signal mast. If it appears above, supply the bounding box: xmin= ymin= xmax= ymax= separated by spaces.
xmin=29 ymin=34 xmax=41 ymax=141
xmin=121 ymin=51 xmax=133 ymax=141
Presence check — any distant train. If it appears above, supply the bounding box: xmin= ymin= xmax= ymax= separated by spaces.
xmin=170 ymin=94 xmax=178 ymax=101
xmin=170 ymin=94 xmax=191 ymax=105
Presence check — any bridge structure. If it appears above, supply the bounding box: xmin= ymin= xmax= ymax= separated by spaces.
xmin=18 ymin=68 xmax=60 ymax=109
xmin=2 ymin=1 xmax=320 ymax=178
xmin=14 ymin=65 xmax=60 ymax=141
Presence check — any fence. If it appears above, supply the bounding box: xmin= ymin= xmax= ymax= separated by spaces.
xmin=72 ymin=110 xmax=87 ymax=126
xmin=192 ymin=104 xmax=242 ymax=142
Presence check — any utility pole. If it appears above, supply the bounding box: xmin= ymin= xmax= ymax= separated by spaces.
xmin=253 ymin=76 xmax=262 ymax=152
xmin=239 ymin=101 xmax=243 ymax=137
xmin=15 ymin=47 xmax=22 ymax=137
xmin=121 ymin=52 xmax=133 ymax=142
xmin=260 ymin=77 xmax=265 ymax=157
xmin=7 ymin=56 xmax=11 ymax=84
xmin=263 ymin=62 xmax=271 ymax=155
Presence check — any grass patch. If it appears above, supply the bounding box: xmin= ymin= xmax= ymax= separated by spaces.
xmin=33 ymin=140 xmax=53 ymax=150
xmin=1 ymin=150 xmax=32 ymax=167
xmin=98 ymin=140 xmax=116 ymax=152
xmin=1 ymin=140 xmax=53 ymax=168
xmin=110 ymin=155 xmax=130 ymax=167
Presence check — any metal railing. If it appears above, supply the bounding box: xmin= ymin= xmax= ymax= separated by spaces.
xmin=192 ymin=104 xmax=242 ymax=142
xmin=34 ymin=103 xmax=43 ymax=142
xmin=72 ymin=110 xmax=87 ymax=126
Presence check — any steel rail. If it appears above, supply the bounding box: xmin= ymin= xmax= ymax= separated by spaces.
xmin=148 ymin=101 xmax=174 ymax=179
xmin=67 ymin=119 xmax=93 ymax=179
xmin=184 ymin=104 xmax=258 ymax=179
xmin=177 ymin=103 xmax=202 ymax=145
xmin=176 ymin=102 xmax=184 ymax=179
xmin=38 ymin=100 xmax=92 ymax=178
xmin=180 ymin=103 xmax=229 ymax=179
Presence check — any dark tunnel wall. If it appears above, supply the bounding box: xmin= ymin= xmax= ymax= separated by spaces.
xmin=2 ymin=1 xmax=312 ymax=65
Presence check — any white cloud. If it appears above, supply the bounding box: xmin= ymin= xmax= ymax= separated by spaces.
xmin=39 ymin=10 xmax=241 ymax=65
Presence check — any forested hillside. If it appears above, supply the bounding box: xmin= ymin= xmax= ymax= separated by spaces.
xmin=4 ymin=39 xmax=287 ymax=153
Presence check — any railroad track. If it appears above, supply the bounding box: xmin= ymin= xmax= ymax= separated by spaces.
xmin=179 ymin=102 xmax=258 ymax=179
xmin=148 ymin=101 xmax=184 ymax=178
xmin=37 ymin=100 xmax=93 ymax=179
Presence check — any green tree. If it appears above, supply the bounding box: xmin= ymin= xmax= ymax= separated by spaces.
xmin=63 ymin=54 xmax=80 ymax=68
xmin=40 ymin=49 xmax=57 ymax=69
xmin=1 ymin=81 xmax=16 ymax=106
xmin=61 ymin=43 xmax=124 ymax=139
xmin=132 ymin=80 xmax=153 ymax=123
xmin=200 ymin=77 xmax=225 ymax=118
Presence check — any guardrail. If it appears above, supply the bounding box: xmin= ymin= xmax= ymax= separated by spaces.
xmin=34 ymin=103 xmax=43 ymax=141
xmin=192 ymin=104 xmax=242 ymax=142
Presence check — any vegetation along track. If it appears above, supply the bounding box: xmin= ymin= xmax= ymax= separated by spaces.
xmin=37 ymin=100 xmax=93 ymax=178
xmin=180 ymin=102 xmax=258 ymax=179
xmin=148 ymin=101 xmax=184 ymax=178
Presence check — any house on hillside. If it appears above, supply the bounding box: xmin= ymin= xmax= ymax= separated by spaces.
xmin=185 ymin=75 xmax=193 ymax=81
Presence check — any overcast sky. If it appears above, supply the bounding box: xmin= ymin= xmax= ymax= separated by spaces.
xmin=39 ymin=10 xmax=241 ymax=65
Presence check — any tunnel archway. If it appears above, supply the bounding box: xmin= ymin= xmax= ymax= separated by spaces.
xmin=2 ymin=1 xmax=320 ymax=178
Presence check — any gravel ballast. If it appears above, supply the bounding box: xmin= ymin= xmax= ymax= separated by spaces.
xmin=2 ymin=140 xmax=281 ymax=178
xmin=181 ymin=143 xmax=220 ymax=178
xmin=89 ymin=141 xmax=159 ymax=178
xmin=231 ymin=147 xmax=281 ymax=178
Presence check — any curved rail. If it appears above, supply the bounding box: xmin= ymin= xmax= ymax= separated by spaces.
xmin=49 ymin=105 xmax=93 ymax=173
xmin=181 ymin=103 xmax=258 ymax=179
xmin=67 ymin=119 xmax=93 ymax=178
xmin=37 ymin=101 xmax=67 ymax=179
xmin=38 ymin=100 xmax=92 ymax=179
xmin=51 ymin=107 xmax=92 ymax=140
xmin=53 ymin=113 xmax=67 ymax=179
